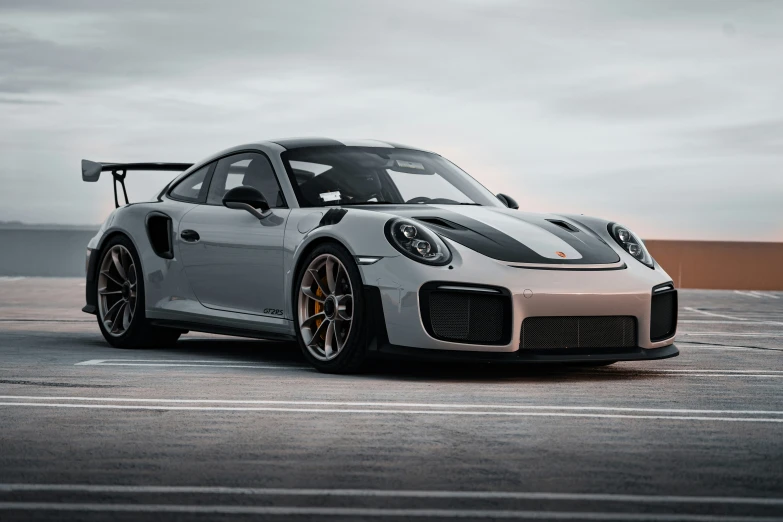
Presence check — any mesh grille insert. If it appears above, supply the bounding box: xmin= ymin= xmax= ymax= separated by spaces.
xmin=428 ymin=291 xmax=506 ymax=344
xmin=650 ymin=290 xmax=677 ymax=341
xmin=520 ymin=316 xmax=636 ymax=349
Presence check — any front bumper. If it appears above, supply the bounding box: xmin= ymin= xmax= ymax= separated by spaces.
xmin=360 ymin=241 xmax=678 ymax=357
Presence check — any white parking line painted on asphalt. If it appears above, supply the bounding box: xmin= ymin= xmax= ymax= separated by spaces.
xmin=749 ymin=291 xmax=780 ymax=299
xmin=683 ymin=307 xmax=748 ymax=321
xmin=676 ymin=344 xmax=766 ymax=352
xmin=0 ymin=319 xmax=93 ymax=323
xmin=678 ymin=332 xmax=782 ymax=337
xmin=652 ymin=369 xmax=783 ymax=374
xmin=684 ymin=308 xmax=783 ymax=325
xmin=65 ymin=361 xmax=783 ymax=377
xmin=732 ymin=290 xmax=780 ymax=300
xmin=653 ymin=375 xmax=783 ymax=379
xmin=677 ymin=319 xmax=783 ymax=326
xmin=1 ymin=400 xmax=782 ymax=422
xmin=0 ymin=502 xmax=776 ymax=521
xmin=1 ymin=484 xmax=782 ymax=506
xmin=75 ymin=359 xmax=303 ymax=370
xmin=3 ymin=395 xmax=783 ymax=415
xmin=734 ymin=291 xmax=763 ymax=299
xmin=0 ymin=277 xmax=25 ymax=282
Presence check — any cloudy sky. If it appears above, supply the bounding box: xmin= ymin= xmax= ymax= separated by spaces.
xmin=1 ymin=0 xmax=781 ymax=240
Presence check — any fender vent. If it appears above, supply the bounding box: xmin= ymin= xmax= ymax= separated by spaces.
xmin=146 ymin=213 xmax=173 ymax=259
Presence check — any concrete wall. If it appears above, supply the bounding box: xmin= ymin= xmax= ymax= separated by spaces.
xmin=0 ymin=228 xmax=97 ymax=277
xmin=646 ymin=240 xmax=783 ymax=291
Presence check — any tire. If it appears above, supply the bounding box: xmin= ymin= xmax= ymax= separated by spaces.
xmin=95 ymin=235 xmax=181 ymax=349
xmin=294 ymin=242 xmax=368 ymax=374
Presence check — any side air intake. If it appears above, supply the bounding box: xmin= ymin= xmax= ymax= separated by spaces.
xmin=650 ymin=283 xmax=677 ymax=341
xmin=419 ymin=283 xmax=512 ymax=345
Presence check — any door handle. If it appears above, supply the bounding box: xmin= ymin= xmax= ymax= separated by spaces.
xmin=180 ymin=229 xmax=200 ymax=242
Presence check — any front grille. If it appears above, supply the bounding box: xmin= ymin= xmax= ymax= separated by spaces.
xmin=650 ymin=288 xmax=677 ymax=341
xmin=421 ymin=285 xmax=511 ymax=345
xmin=520 ymin=316 xmax=637 ymax=349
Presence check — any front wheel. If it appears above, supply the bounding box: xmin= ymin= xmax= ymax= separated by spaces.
xmin=294 ymin=243 xmax=368 ymax=373
xmin=96 ymin=235 xmax=181 ymax=348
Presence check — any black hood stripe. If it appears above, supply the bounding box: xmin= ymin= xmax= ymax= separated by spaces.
xmin=355 ymin=205 xmax=620 ymax=265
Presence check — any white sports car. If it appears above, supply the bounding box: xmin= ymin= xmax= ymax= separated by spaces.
xmin=82 ymin=138 xmax=678 ymax=373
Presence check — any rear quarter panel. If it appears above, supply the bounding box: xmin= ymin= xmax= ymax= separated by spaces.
xmin=91 ymin=200 xmax=199 ymax=316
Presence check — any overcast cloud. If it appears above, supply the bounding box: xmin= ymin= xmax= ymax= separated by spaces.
xmin=1 ymin=0 xmax=781 ymax=240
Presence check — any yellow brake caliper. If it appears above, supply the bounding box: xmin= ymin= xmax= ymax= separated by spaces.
xmin=314 ymin=280 xmax=326 ymax=339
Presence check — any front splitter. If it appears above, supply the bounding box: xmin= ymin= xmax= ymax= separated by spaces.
xmin=372 ymin=343 xmax=679 ymax=364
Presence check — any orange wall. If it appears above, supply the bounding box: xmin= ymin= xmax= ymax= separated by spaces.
xmin=645 ymin=240 xmax=783 ymax=290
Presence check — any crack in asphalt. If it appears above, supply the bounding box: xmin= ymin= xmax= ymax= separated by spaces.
xmin=678 ymin=341 xmax=783 ymax=352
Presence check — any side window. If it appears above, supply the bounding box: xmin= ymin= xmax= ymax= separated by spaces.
xmin=207 ymin=152 xmax=286 ymax=208
xmin=168 ymin=164 xmax=211 ymax=202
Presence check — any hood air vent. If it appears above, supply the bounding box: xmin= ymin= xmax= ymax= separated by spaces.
xmin=414 ymin=217 xmax=462 ymax=230
xmin=546 ymin=219 xmax=580 ymax=233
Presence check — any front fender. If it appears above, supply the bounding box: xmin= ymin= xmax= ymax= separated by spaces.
xmin=283 ymin=209 xmax=403 ymax=319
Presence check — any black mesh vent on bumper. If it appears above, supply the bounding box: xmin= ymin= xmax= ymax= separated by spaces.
xmin=520 ymin=316 xmax=637 ymax=349
xmin=420 ymin=283 xmax=512 ymax=345
xmin=650 ymin=285 xmax=678 ymax=341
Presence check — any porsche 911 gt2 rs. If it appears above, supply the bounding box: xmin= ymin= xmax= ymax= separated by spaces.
xmin=81 ymin=138 xmax=678 ymax=373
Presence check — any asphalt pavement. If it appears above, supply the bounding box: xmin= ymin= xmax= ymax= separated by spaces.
xmin=0 ymin=277 xmax=781 ymax=521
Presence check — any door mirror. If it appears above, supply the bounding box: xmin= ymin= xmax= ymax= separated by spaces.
xmin=223 ymin=186 xmax=271 ymax=220
xmin=496 ymin=193 xmax=519 ymax=210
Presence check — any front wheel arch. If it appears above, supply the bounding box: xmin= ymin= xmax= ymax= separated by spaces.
xmin=292 ymin=240 xmax=369 ymax=373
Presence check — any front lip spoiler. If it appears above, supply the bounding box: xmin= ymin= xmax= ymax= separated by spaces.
xmin=371 ymin=344 xmax=679 ymax=364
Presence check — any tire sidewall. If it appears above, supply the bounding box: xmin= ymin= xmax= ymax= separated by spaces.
xmin=293 ymin=242 xmax=366 ymax=372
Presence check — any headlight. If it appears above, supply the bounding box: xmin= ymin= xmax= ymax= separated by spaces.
xmin=384 ymin=218 xmax=452 ymax=266
xmin=608 ymin=223 xmax=654 ymax=268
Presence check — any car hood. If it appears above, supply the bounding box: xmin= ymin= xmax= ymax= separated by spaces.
xmin=355 ymin=204 xmax=620 ymax=266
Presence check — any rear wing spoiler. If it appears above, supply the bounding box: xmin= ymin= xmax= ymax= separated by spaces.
xmin=81 ymin=159 xmax=193 ymax=208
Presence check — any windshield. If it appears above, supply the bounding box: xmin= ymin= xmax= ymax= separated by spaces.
xmin=281 ymin=146 xmax=503 ymax=207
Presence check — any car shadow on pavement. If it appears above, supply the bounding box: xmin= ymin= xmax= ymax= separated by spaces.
xmin=127 ymin=337 xmax=671 ymax=384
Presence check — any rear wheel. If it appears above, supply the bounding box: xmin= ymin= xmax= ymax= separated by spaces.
xmin=96 ymin=235 xmax=181 ymax=348
xmin=295 ymin=243 xmax=368 ymax=373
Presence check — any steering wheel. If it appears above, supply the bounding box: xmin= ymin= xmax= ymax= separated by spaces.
xmin=406 ymin=197 xmax=432 ymax=204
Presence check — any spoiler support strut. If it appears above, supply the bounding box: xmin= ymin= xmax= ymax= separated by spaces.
xmin=112 ymin=169 xmax=129 ymax=208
